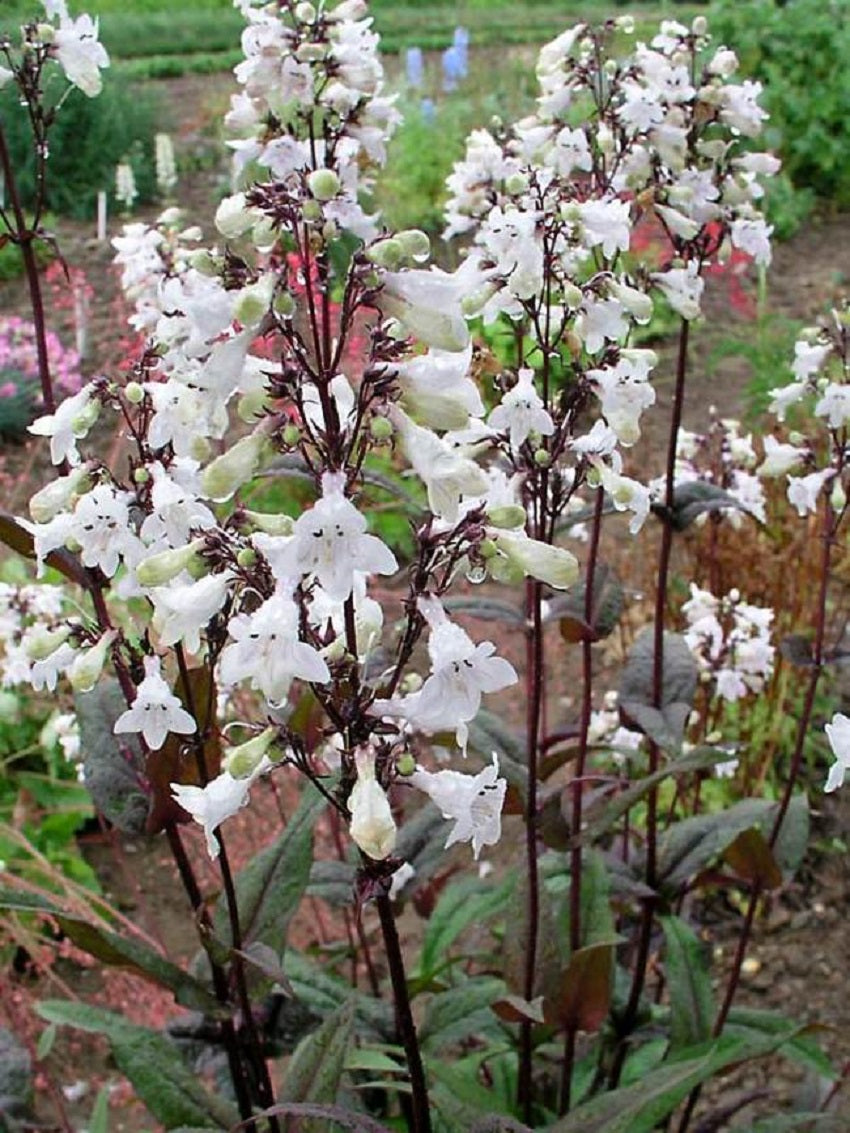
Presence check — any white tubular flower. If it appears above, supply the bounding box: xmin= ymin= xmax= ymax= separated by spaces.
xmin=767 ymin=382 xmax=807 ymax=423
xmin=29 ymin=385 xmax=98 ymax=466
xmin=270 ymin=472 xmax=397 ymax=602
xmin=757 ymin=435 xmax=806 ymax=478
xmin=730 ymin=217 xmax=772 ymax=266
xmin=201 ymin=432 xmax=274 ymax=501
xmin=222 ymin=727 xmax=278 ymax=779
xmin=394 ymin=411 xmax=488 ymax=524
xmin=29 ymin=464 xmax=93 ymax=523
xmin=71 ymin=485 xmax=141 ymax=578
xmin=825 ymin=712 xmax=850 ymax=793
xmin=381 ymin=264 xmax=474 ymax=352
xmin=348 ymin=748 xmax=397 ymax=860
xmin=373 ymin=599 xmax=517 ymax=754
xmin=651 ymin=263 xmax=704 ymax=321
xmin=30 ymin=642 xmax=76 ymax=693
xmin=590 ymin=455 xmax=650 ymax=535
xmin=171 ymin=756 xmax=272 ymax=859
xmin=488 ymin=369 xmax=554 ymax=452
xmin=490 ymin=529 xmax=579 ymax=590
xmin=140 ymin=462 xmax=216 ymax=547
xmin=410 ymin=753 xmax=507 ymax=859
xmin=219 ymin=589 xmax=331 ymax=705
xmin=114 ymin=655 xmax=196 ymax=751
xmin=52 ymin=9 xmax=110 ymax=97
xmin=814 ymin=383 xmax=850 ymax=430
xmin=792 ymin=340 xmax=830 ymax=382
xmin=394 ymin=344 xmax=484 ymax=430
xmin=150 ymin=572 xmax=232 ymax=654
xmin=786 ymin=469 xmax=833 ymax=517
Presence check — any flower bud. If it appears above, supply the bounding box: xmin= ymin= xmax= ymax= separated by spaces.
xmin=307 ymin=168 xmax=340 ymax=202
xmin=72 ymin=399 xmax=100 ymax=437
xmin=123 ymin=381 xmax=144 ymax=405
xmin=188 ymin=249 xmax=222 ymax=276
xmin=485 ymin=504 xmax=526 ymax=530
xmin=367 ymin=238 xmax=405 ymax=271
xmin=29 ymin=465 xmax=92 ymax=523
xmin=190 ymin=435 xmax=211 ymax=463
xmin=349 ymin=749 xmax=396 ymax=860
xmin=215 ymin=193 xmax=256 ymax=240
xmin=282 ymin=423 xmax=302 ymax=447
xmin=295 ymin=1 xmax=316 ymax=20
xmin=224 ymin=727 xmax=278 ymax=779
xmin=369 ymin=416 xmax=393 ymax=440
xmin=201 ymin=433 xmax=274 ymax=501
xmin=252 ymin=217 xmax=277 ymax=253
xmin=295 ymin=42 xmax=327 ymax=63
xmin=505 ymin=172 xmax=530 ymax=196
xmin=68 ymin=630 xmax=116 ymax=693
xmin=234 ymin=276 xmax=274 ymax=328
xmin=274 ymin=291 xmax=297 ymax=319
xmin=136 ymin=538 xmax=207 ymax=588
xmin=534 ymin=449 xmax=550 ymax=467
xmin=330 ymin=0 xmax=368 ymax=18
xmin=692 ymin=15 xmax=707 ymax=35
xmin=237 ymin=388 xmax=272 ymax=423
xmin=36 ymin=23 xmax=55 ymax=43
xmin=301 ymin=199 xmax=322 ymax=223
xmin=831 ymin=479 xmax=847 ymax=512
xmin=245 ymin=510 xmax=295 ymax=536
xmin=236 ymin=547 xmax=257 ymax=569
xmin=26 ymin=626 xmax=71 ymax=661
xmin=396 ymin=229 xmax=431 ymax=263
xmin=609 ymin=280 xmax=653 ymax=323
xmin=396 ymin=753 xmax=416 ymax=777
xmin=493 ymin=530 xmax=579 ymax=590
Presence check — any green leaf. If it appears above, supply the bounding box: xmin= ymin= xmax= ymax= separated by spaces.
xmin=428 ymin=1059 xmax=518 ymax=1128
xmin=660 ymin=916 xmax=713 ymax=1051
xmin=0 ymin=889 xmax=221 ymax=1015
xmin=773 ymin=793 xmax=809 ymax=877
xmin=36 ymin=1023 xmax=56 ymax=1061
xmin=88 ymin=1084 xmax=111 ymax=1133
xmin=619 ymin=629 xmax=697 ymax=753
xmin=578 ymin=851 xmax=616 ymax=947
xmin=571 ymin=746 xmax=730 ymax=850
xmin=723 ymin=827 xmax=782 ymax=890
xmin=420 ymin=977 xmax=507 ymax=1050
xmin=283 ymin=952 xmax=393 ymax=1042
xmin=725 ymin=1007 xmax=835 ymax=1080
xmin=652 ymin=481 xmax=748 ymax=531
xmin=415 ymin=874 xmax=513 ymax=983
xmin=216 ymin=784 xmax=324 ymax=950
xmin=233 ymin=1102 xmax=393 ymax=1131
xmin=442 ymin=597 xmax=525 ymax=626
xmin=36 ymin=1002 xmax=236 ymax=1129
xmin=75 ymin=680 xmax=150 ymax=835
xmin=281 ymin=1001 xmax=355 ymax=1114
xmin=549 ymin=1032 xmax=802 ymax=1133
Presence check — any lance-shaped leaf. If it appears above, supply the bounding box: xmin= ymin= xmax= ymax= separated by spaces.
xmin=660 ymin=916 xmax=713 ymax=1051
xmin=75 ymin=680 xmax=149 ymax=835
xmin=233 ymin=1104 xmax=393 ymax=1132
xmin=36 ymin=1001 xmax=237 ymax=1129
xmin=619 ymin=628 xmax=697 ymax=753
xmin=549 ymin=562 xmax=624 ymax=644
xmin=549 ymin=1030 xmax=806 ymax=1133
xmin=281 ymin=1001 xmax=355 ymax=1113
xmin=723 ymin=827 xmax=782 ymax=890
xmin=442 ymin=596 xmax=525 ymax=626
xmin=651 ymin=481 xmax=749 ymax=532
xmin=570 ymin=745 xmax=730 ymax=850
xmin=550 ymin=937 xmax=619 ymax=1032
xmin=725 ymin=1007 xmax=835 ymax=1080
xmin=415 ymin=873 xmax=514 ymax=984
xmin=420 ymin=977 xmax=506 ymax=1050
xmin=214 ymin=784 xmax=324 ymax=950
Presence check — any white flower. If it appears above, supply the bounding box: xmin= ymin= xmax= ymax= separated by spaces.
xmin=814 ymin=383 xmax=850 ymax=430
xmin=29 ymin=386 xmax=98 ymax=466
xmin=219 ymin=589 xmax=330 ymax=705
xmin=786 ymin=469 xmax=832 ymax=517
xmin=171 ymin=757 xmax=271 ymax=858
xmin=140 ymin=462 xmax=215 ymax=547
xmin=71 ymin=485 xmax=141 ymax=577
xmin=270 ymin=472 xmax=397 ymax=601
xmin=651 ymin=263 xmax=704 ymax=321
xmin=394 ymin=411 xmax=488 ymax=524
xmin=488 ymin=369 xmax=554 ymax=452
xmin=489 ymin=529 xmax=579 ymax=590
xmin=348 ymin=747 xmax=397 ymax=860
xmin=150 ymin=572 xmax=232 ymax=653
xmin=114 ymin=655 xmax=196 ymax=751
xmin=825 ymin=712 xmax=850 ymax=792
xmin=411 ymin=753 xmax=507 ymax=859
xmin=373 ymin=599 xmax=517 ymax=753
xmin=53 ymin=10 xmax=110 ymax=97
xmin=730 ymin=217 xmax=772 ymax=266
xmin=757 ymin=435 xmax=806 ymax=478
xmin=381 ymin=264 xmax=474 ymax=352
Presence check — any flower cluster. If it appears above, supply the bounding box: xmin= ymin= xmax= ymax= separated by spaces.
xmin=0 ymin=0 xmax=109 ymax=98
xmin=0 ymin=316 xmax=82 ymax=400
xmin=682 ymin=583 xmax=775 ymax=701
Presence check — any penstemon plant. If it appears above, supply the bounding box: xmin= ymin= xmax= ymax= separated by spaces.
xmin=0 ymin=2 xmax=844 ymax=1131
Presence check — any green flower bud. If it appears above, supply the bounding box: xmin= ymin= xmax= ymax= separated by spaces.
xmin=307 ymin=168 xmax=341 ymax=202
xmin=26 ymin=625 xmax=72 ymax=661
xmin=69 ymin=630 xmax=116 ymax=693
xmin=236 ymin=547 xmax=257 ymax=568
xmin=369 ymin=416 xmax=393 ymax=440
xmin=366 ymin=238 xmax=404 ymax=271
xmin=485 ymin=504 xmax=527 ymax=530
xmin=274 ymin=291 xmax=297 ymax=319
xmin=301 ymin=199 xmax=322 ymax=223
xmin=201 ymin=432 xmax=274 ymax=501
xmin=29 ymin=465 xmax=92 ymax=524
xmin=188 ymin=249 xmax=221 ymax=276
xmin=215 ymin=192 xmax=255 ymax=240
xmin=396 ymin=229 xmax=431 ymax=263
xmin=396 ymin=753 xmax=416 ymax=777
xmin=237 ymin=389 xmax=272 ymax=423
xmin=243 ymin=510 xmax=295 ymax=536
xmin=534 ymin=449 xmax=551 ymax=467
xmin=504 ymin=172 xmax=529 ymax=196
xmin=124 ymin=381 xmax=145 ymax=405
xmin=493 ymin=529 xmax=579 ymax=590
xmin=295 ymin=0 xmax=316 ymax=19
xmin=224 ymin=727 xmax=278 ymax=779
xmin=234 ymin=276 xmax=274 ymax=328
xmin=133 ymin=467 xmax=150 ymax=484
xmin=136 ymin=538 xmax=207 ymax=588
xmin=479 ymin=538 xmax=498 ymax=559
xmin=295 ymin=42 xmax=327 ymax=63
xmin=282 ymin=423 xmax=302 ymax=447
xmin=189 ymin=435 xmax=211 ymax=463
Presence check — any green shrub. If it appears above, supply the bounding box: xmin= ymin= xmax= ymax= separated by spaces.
xmin=711 ymin=0 xmax=850 ymax=214
xmin=0 ymin=75 xmax=162 ymax=220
